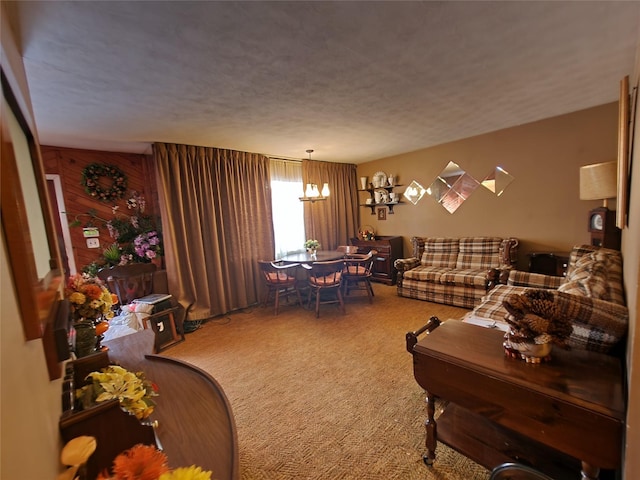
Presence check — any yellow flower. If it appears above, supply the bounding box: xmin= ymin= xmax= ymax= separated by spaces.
xmin=69 ymin=292 xmax=86 ymax=305
xmin=159 ymin=465 xmax=213 ymax=480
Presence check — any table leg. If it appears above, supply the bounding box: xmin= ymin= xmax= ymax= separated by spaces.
xmin=423 ymin=392 xmax=437 ymax=466
xmin=580 ymin=461 xmax=600 ymax=480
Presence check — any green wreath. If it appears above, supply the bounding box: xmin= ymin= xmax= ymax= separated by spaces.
xmin=81 ymin=163 xmax=128 ymax=202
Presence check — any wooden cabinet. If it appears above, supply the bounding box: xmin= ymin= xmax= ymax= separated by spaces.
xmin=350 ymin=236 xmax=403 ymax=285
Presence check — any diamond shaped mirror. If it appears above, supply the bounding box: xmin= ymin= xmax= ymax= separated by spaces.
xmin=428 ymin=161 xmax=479 ymax=213
xmin=481 ymin=166 xmax=514 ymax=196
xmin=403 ymin=180 xmax=427 ymax=205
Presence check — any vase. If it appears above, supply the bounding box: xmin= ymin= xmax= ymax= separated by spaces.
xmin=360 ymin=176 xmax=368 ymax=190
xmin=307 ymin=248 xmax=317 ymax=257
xmin=74 ymin=320 xmax=97 ymax=358
xmin=503 ymin=332 xmax=552 ymax=363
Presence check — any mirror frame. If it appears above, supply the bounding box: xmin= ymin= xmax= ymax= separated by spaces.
xmin=2 ymin=69 xmax=65 ymax=373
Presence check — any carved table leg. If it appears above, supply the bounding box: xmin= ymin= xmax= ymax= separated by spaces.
xmin=580 ymin=461 xmax=600 ymax=480
xmin=423 ymin=392 xmax=437 ymax=466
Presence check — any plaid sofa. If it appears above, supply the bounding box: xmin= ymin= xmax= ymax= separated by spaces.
xmin=394 ymin=237 xmax=519 ymax=308
xmin=463 ymin=245 xmax=628 ymax=354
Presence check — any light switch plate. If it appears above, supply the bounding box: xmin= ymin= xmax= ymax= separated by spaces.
xmin=86 ymin=238 xmax=100 ymax=249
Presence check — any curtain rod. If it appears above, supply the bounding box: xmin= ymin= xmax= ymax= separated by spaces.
xmin=267 ymin=155 xmax=302 ymax=163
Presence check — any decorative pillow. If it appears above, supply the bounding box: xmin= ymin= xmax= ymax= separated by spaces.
xmin=558 ymin=253 xmax=610 ymax=301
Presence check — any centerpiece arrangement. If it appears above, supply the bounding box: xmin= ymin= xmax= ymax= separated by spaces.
xmin=358 ymin=225 xmax=375 ymax=241
xmin=65 ymin=273 xmax=118 ymax=357
xmin=75 ymin=365 xmax=159 ymax=420
xmin=502 ymin=289 xmax=573 ymax=363
xmin=304 ymin=239 xmax=320 ymax=255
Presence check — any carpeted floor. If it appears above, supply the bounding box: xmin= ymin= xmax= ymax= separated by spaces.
xmin=164 ymin=283 xmax=491 ymax=480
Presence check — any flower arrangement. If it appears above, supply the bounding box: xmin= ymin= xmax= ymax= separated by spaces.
xmin=134 ymin=230 xmax=162 ymax=261
xmin=358 ymin=225 xmax=375 ymax=241
xmin=69 ymin=191 xmax=163 ymax=273
xmin=304 ymin=239 xmax=320 ymax=251
xmin=65 ymin=273 xmax=118 ymax=322
xmin=96 ymin=444 xmax=213 ymax=480
xmin=76 ymin=365 xmax=159 ymax=420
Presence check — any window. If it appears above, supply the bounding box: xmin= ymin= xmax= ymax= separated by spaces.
xmin=270 ymin=159 xmax=305 ymax=258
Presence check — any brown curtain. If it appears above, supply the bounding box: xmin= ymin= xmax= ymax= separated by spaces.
xmin=154 ymin=143 xmax=274 ymax=321
xmin=302 ymin=159 xmax=359 ymax=250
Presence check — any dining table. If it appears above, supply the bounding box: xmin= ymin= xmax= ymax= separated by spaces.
xmin=278 ymin=250 xmax=345 ymax=264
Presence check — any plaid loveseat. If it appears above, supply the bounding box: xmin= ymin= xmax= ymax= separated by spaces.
xmin=394 ymin=237 xmax=519 ymax=309
xmin=463 ymin=245 xmax=628 ymax=354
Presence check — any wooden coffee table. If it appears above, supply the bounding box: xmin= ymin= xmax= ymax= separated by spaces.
xmin=407 ymin=320 xmax=625 ymax=480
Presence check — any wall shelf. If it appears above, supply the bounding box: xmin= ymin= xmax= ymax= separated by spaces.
xmin=358 ymin=185 xmax=403 ymax=214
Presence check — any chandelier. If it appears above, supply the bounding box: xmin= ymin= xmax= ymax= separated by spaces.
xmin=299 ymin=150 xmax=330 ymax=202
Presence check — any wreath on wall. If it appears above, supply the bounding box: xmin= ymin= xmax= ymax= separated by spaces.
xmin=81 ymin=163 xmax=128 ymax=202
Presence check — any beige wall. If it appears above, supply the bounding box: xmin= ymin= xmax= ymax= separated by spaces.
xmin=1 ymin=6 xmax=64 ymax=479
xmin=621 ymin=55 xmax=640 ymax=478
xmin=357 ymin=103 xmax=618 ymax=270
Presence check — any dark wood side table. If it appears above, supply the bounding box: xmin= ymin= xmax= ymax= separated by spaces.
xmin=528 ymin=252 xmax=570 ymax=277
xmin=408 ymin=320 xmax=624 ymax=480
xmin=350 ymin=235 xmax=402 ymax=284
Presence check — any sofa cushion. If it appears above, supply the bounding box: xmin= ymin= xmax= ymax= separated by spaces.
xmin=456 ymin=237 xmax=502 ymax=270
xmin=558 ymin=253 xmax=610 ymax=301
xmin=404 ymin=265 xmax=452 ymax=283
xmin=565 ymin=245 xmax=625 ymax=305
xmin=420 ymin=238 xmax=459 ymax=268
xmin=439 ymin=268 xmax=491 ymax=288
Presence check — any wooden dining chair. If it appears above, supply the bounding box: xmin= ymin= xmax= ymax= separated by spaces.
xmin=342 ymin=250 xmax=377 ymax=303
xmin=337 ymin=245 xmax=359 ymax=256
xmin=302 ymin=260 xmax=346 ymax=318
xmin=258 ymin=260 xmax=303 ymax=315
xmin=97 ymin=263 xmax=157 ymax=304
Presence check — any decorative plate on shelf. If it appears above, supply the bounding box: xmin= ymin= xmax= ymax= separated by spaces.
xmin=372 ymin=171 xmax=387 ymax=188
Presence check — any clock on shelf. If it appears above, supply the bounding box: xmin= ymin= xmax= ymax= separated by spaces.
xmin=588 ymin=207 xmax=620 ymax=250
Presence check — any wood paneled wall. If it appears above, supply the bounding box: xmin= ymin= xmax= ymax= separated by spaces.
xmin=41 ymin=146 xmax=159 ymax=273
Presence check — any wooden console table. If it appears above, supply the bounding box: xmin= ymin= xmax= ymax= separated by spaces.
xmin=407 ymin=320 xmax=624 ymax=479
xmin=61 ymin=330 xmax=239 ymax=480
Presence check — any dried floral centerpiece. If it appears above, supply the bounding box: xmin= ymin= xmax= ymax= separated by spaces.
xmin=502 ymin=289 xmax=573 ymax=363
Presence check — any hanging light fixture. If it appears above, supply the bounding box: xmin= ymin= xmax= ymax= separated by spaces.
xmin=299 ymin=149 xmax=330 ymax=202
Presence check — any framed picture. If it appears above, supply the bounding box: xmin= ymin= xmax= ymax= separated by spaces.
xmin=617 ymin=75 xmax=632 ymax=228
xmin=143 ymin=306 xmax=184 ymax=352
xmin=377 ymin=208 xmax=387 ymax=221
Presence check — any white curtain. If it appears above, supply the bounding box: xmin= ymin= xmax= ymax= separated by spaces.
xmin=270 ymin=159 xmax=305 ymax=258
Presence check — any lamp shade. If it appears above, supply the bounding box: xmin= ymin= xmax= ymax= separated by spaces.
xmin=579 ymin=161 xmax=617 ymax=204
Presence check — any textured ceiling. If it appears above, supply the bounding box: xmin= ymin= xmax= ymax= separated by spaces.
xmin=6 ymin=1 xmax=640 ymax=163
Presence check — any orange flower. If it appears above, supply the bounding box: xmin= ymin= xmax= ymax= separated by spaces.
xmin=84 ymin=284 xmax=103 ymax=300
xmin=111 ymin=444 xmax=169 ymax=480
